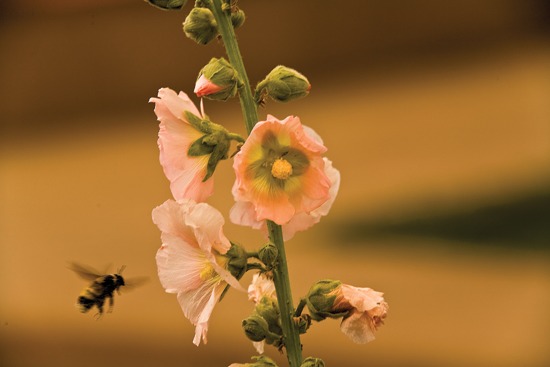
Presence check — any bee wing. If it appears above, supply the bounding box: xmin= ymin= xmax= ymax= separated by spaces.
xmin=68 ymin=262 xmax=102 ymax=281
xmin=123 ymin=276 xmax=150 ymax=291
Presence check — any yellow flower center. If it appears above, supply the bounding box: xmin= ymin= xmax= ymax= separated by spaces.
xmin=200 ymin=263 xmax=217 ymax=281
xmin=271 ymin=158 xmax=293 ymax=180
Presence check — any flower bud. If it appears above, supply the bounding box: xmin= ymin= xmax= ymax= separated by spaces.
xmin=242 ymin=314 xmax=270 ymax=342
xmin=183 ymin=7 xmax=218 ymax=45
xmin=255 ymin=66 xmax=311 ymax=104
xmin=145 ymin=0 xmax=187 ymax=10
xmin=226 ymin=242 xmax=247 ymax=279
xmin=305 ymin=279 xmax=346 ymax=321
xmin=195 ymin=57 xmax=239 ymax=101
xmin=300 ymin=357 xmax=325 ymax=367
xmin=231 ymin=9 xmax=246 ymax=28
xmin=258 ymin=243 xmax=278 ymax=269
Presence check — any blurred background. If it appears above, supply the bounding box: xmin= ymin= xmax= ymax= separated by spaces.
xmin=1 ymin=1 xmax=549 ymax=366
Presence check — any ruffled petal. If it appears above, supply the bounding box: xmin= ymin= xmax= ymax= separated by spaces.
xmin=340 ymin=310 xmax=377 ymax=344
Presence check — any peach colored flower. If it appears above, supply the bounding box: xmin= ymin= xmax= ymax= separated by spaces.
xmin=230 ymin=124 xmax=339 ymax=240
xmin=194 ymin=74 xmax=224 ymax=98
xmin=334 ymin=285 xmax=389 ymax=344
xmin=153 ymin=199 xmax=242 ymax=346
xmin=231 ymin=115 xmax=332 ymax=226
xmin=150 ymin=87 xmax=213 ymax=202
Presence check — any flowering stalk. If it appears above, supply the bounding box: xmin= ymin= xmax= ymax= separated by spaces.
xmin=207 ymin=0 xmax=303 ymax=365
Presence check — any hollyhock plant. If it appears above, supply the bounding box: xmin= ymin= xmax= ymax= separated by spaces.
xmin=231 ymin=115 xmax=332 ymax=226
xmin=146 ymin=2 xmax=389 ymax=365
xmin=153 ymin=198 xmax=243 ymax=346
xmin=150 ymin=88 xmax=214 ymax=202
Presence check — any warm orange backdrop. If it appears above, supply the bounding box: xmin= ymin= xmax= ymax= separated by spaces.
xmin=1 ymin=1 xmax=549 ymax=366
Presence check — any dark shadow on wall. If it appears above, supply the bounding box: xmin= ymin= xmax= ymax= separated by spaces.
xmin=335 ymin=185 xmax=550 ymax=252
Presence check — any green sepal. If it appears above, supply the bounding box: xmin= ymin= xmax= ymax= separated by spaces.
xmin=305 ymin=279 xmax=347 ymax=321
xmin=184 ymin=111 xmax=211 ymax=134
xmin=187 ymin=136 xmax=215 ymax=157
xmin=144 ymin=0 xmax=187 ymax=11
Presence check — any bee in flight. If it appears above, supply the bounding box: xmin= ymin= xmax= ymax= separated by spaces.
xmin=69 ymin=262 xmax=146 ymax=319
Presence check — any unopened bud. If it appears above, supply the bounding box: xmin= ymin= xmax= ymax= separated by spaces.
xmin=300 ymin=357 xmax=325 ymax=367
xmin=183 ymin=7 xmax=218 ymax=45
xmin=242 ymin=314 xmax=269 ymax=342
xmin=226 ymin=242 xmax=247 ymax=279
xmin=195 ymin=57 xmax=239 ymax=100
xmin=255 ymin=66 xmax=311 ymax=104
xmin=258 ymin=243 xmax=278 ymax=269
xmin=145 ymin=0 xmax=187 ymax=10
xmin=231 ymin=9 xmax=246 ymax=28
xmin=305 ymin=279 xmax=346 ymax=321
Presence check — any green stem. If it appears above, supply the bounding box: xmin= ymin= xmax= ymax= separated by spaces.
xmin=267 ymin=220 xmax=303 ymax=367
xmin=208 ymin=0 xmax=258 ymax=135
xmin=207 ymin=3 xmax=303 ymax=365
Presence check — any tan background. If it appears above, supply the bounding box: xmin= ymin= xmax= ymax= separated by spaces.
xmin=1 ymin=1 xmax=550 ymax=366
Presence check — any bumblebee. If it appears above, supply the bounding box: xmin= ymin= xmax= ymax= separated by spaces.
xmin=69 ymin=262 xmax=146 ymax=319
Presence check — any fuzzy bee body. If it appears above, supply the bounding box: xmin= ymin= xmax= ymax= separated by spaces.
xmin=76 ymin=273 xmax=125 ymax=316
xmin=69 ymin=263 xmax=147 ymax=319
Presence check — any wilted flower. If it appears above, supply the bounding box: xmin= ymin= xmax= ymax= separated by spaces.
xmin=231 ymin=115 xmax=332 ymax=226
xmin=153 ymin=199 xmax=243 ymax=346
xmin=230 ymin=123 xmax=339 ymax=240
xmin=246 ymin=273 xmax=277 ymax=353
xmin=150 ymin=88 xmax=213 ymax=202
xmin=305 ymin=280 xmax=388 ymax=344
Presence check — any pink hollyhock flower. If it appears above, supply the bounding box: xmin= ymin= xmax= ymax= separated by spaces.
xmin=194 ymin=74 xmax=224 ymax=98
xmin=150 ymin=88 xmax=213 ymax=202
xmin=153 ymin=199 xmax=243 ymax=346
xmin=334 ymin=285 xmax=389 ymax=344
xmin=231 ymin=115 xmax=332 ymax=226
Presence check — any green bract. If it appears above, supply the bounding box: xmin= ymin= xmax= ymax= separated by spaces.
xmin=305 ymin=279 xmax=347 ymax=321
xmin=184 ymin=111 xmax=244 ymax=181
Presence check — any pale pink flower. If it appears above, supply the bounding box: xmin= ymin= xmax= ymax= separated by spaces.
xmin=153 ymin=199 xmax=242 ymax=346
xmin=334 ymin=285 xmax=389 ymax=344
xmin=150 ymin=87 xmax=213 ymax=202
xmin=194 ymin=74 xmax=224 ymax=97
xmin=231 ymin=115 xmax=333 ymax=227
